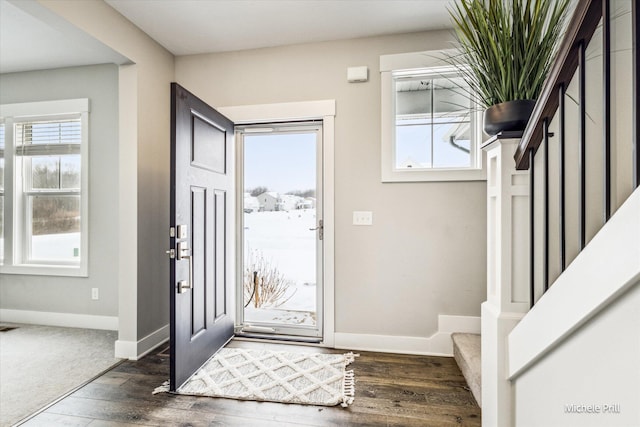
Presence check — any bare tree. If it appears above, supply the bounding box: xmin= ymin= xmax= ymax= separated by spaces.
xmin=244 ymin=250 xmax=296 ymax=308
xmin=287 ymin=189 xmax=315 ymax=198
xmin=31 ymin=162 xmax=80 ymax=235
xmin=248 ymin=186 xmax=269 ymax=197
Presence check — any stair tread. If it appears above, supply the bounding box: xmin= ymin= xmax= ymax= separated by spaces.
xmin=452 ymin=333 xmax=481 ymax=356
xmin=452 ymin=333 xmax=481 ymax=407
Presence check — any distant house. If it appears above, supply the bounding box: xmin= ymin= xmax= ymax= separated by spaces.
xmin=277 ymin=194 xmax=303 ymax=211
xmin=256 ymin=192 xmax=279 ymax=211
xmin=298 ymin=197 xmax=315 ymax=209
xmin=243 ymin=193 xmax=260 ymax=213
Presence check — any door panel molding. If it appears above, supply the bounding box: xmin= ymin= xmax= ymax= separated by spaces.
xmin=214 ymin=189 xmax=227 ymax=321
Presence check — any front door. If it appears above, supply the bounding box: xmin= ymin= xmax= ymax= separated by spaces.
xmin=169 ymin=83 xmax=234 ymax=390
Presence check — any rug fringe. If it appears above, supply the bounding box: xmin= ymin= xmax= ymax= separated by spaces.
xmin=341 ymin=352 xmax=359 ymax=407
xmin=152 ymin=380 xmax=170 ymax=395
xmin=341 ymin=369 xmax=356 ymax=407
xmin=343 ymin=352 xmax=359 ymax=366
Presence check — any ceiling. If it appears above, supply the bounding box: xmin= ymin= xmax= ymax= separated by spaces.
xmin=0 ymin=0 xmax=129 ymax=74
xmin=0 ymin=0 xmax=455 ymax=74
xmin=105 ymin=0 xmax=455 ymax=56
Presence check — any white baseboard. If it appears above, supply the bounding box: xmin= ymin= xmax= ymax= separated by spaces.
xmin=115 ymin=324 xmax=169 ymax=360
xmin=0 ymin=309 xmax=118 ymax=331
xmin=334 ymin=314 xmax=480 ymax=357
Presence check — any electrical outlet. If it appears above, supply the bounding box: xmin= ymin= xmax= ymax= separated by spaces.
xmin=353 ymin=211 xmax=373 ymax=226
xmin=91 ymin=288 xmax=99 ymax=300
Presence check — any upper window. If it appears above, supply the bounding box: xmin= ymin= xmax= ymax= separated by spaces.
xmin=381 ymin=51 xmax=486 ymax=182
xmin=0 ymin=99 xmax=89 ymax=276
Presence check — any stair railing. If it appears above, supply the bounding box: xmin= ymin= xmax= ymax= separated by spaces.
xmin=514 ymin=0 xmax=640 ymax=307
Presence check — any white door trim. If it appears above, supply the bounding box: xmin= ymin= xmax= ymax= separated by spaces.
xmin=218 ymin=100 xmax=336 ymax=347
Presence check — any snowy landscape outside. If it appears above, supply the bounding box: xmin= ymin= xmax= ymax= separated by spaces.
xmin=242 ymin=130 xmax=319 ymax=328
xmin=243 ymin=208 xmax=317 ymax=326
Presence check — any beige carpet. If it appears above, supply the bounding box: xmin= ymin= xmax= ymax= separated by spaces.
xmin=0 ymin=323 xmax=120 ymax=426
xmin=154 ymin=348 xmax=357 ymax=407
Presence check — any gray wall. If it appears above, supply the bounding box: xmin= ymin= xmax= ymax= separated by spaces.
xmin=0 ymin=64 xmax=119 ymax=318
xmin=176 ymin=30 xmax=487 ymax=338
xmin=36 ymin=0 xmax=176 ymax=350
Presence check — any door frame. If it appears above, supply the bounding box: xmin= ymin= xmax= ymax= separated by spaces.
xmin=218 ymin=100 xmax=336 ymax=347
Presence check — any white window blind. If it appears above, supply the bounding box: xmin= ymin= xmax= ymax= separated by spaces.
xmin=15 ymin=118 xmax=82 ymax=157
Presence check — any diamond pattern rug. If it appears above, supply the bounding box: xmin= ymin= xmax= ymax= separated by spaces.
xmin=154 ymin=348 xmax=357 ymax=407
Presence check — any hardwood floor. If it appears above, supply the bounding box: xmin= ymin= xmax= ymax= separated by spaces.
xmin=21 ymin=340 xmax=481 ymax=426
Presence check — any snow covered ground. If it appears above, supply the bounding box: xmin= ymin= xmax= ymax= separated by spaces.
xmin=243 ymin=209 xmax=318 ymax=326
xmin=31 ymin=232 xmax=80 ymax=261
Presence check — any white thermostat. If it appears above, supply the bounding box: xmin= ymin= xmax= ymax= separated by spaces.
xmin=347 ymin=66 xmax=368 ymax=83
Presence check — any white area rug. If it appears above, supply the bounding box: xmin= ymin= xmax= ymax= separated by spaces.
xmin=154 ymin=348 xmax=357 ymax=407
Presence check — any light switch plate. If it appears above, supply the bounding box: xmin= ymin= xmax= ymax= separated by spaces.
xmin=353 ymin=211 xmax=373 ymax=225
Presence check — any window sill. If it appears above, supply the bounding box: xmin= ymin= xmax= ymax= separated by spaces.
xmin=381 ymin=167 xmax=487 ymax=183
xmin=0 ymin=263 xmax=88 ymax=277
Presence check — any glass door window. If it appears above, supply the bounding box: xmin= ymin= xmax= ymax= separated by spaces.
xmin=237 ymin=122 xmax=323 ymax=339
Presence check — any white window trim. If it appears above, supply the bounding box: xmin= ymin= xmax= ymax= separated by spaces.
xmin=0 ymin=98 xmax=89 ymax=277
xmin=381 ymin=50 xmax=487 ymax=182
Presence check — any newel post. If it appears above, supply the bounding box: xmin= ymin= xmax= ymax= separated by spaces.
xmin=481 ymin=135 xmax=530 ymax=426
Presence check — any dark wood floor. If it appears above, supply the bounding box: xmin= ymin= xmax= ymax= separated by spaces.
xmin=21 ymin=340 xmax=481 ymax=426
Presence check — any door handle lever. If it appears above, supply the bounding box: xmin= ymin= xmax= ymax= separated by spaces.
xmin=176 ymin=241 xmax=193 ymax=294
xmin=309 ymin=220 xmax=324 ymax=240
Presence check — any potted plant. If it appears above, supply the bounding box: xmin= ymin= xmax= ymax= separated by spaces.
xmin=448 ymin=0 xmax=570 ymax=135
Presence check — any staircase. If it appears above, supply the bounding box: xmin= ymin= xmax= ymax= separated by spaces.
xmin=452 ymin=333 xmax=481 ymax=407
xmin=477 ymin=0 xmax=640 ymax=425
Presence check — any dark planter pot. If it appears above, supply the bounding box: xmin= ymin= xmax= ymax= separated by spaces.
xmin=483 ymin=100 xmax=537 ymax=136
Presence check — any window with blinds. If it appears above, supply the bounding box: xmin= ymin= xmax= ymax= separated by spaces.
xmin=0 ymin=98 xmax=88 ymax=275
xmin=16 ymin=119 xmax=82 ymax=192
xmin=16 ymin=118 xmax=82 ymax=263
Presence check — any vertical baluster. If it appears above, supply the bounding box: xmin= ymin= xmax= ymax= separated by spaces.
xmin=579 ymin=41 xmax=587 ymax=250
xmin=634 ymin=0 xmax=640 ymax=188
xmin=559 ymin=84 xmax=567 ymax=272
xmin=529 ymin=148 xmax=536 ymax=308
xmin=603 ymin=0 xmax=612 ymax=220
xmin=543 ymin=118 xmax=550 ymax=293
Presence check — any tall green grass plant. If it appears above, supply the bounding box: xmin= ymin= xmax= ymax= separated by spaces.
xmin=449 ymin=0 xmax=570 ymax=108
